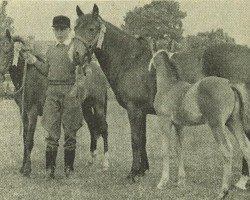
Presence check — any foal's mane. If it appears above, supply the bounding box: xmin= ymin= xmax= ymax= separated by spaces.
xmin=160 ymin=51 xmax=181 ymax=80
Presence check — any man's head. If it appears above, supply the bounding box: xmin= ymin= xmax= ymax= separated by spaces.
xmin=52 ymin=15 xmax=71 ymax=43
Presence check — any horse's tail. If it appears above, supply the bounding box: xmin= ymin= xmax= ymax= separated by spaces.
xmin=231 ymin=84 xmax=250 ymax=132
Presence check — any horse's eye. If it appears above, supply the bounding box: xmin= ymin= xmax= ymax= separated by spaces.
xmin=89 ymin=28 xmax=95 ymax=32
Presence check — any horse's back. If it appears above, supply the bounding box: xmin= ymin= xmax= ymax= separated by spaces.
xmin=197 ymin=76 xmax=235 ymax=121
xmin=203 ymin=44 xmax=250 ymax=83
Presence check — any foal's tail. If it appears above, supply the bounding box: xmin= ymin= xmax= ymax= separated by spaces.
xmin=231 ymin=84 xmax=250 ymax=132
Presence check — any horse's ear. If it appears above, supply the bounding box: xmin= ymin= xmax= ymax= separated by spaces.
xmin=6 ymin=29 xmax=11 ymax=42
xmin=76 ymin=5 xmax=84 ymax=17
xmin=92 ymin=4 xmax=99 ymax=19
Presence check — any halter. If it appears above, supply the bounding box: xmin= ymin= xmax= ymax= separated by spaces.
xmin=148 ymin=49 xmax=175 ymax=72
xmin=72 ymin=22 xmax=106 ymax=66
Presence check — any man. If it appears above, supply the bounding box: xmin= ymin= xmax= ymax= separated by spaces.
xmin=24 ymin=15 xmax=83 ymax=179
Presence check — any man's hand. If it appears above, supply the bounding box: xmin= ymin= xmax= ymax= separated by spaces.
xmin=22 ymin=52 xmax=37 ymax=65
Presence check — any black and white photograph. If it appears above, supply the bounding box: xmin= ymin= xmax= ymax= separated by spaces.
xmin=0 ymin=0 xmax=249 ymax=199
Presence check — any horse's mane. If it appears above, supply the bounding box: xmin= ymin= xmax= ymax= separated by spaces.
xmin=12 ymin=36 xmax=25 ymax=44
xmin=75 ymin=14 xmax=150 ymax=50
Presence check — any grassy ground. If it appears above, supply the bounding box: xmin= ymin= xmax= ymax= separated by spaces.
xmin=0 ymin=99 xmax=249 ymax=200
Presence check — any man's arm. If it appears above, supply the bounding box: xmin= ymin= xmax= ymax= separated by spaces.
xmin=23 ymin=51 xmax=50 ymax=76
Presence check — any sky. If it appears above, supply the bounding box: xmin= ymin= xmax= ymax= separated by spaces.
xmin=4 ymin=0 xmax=250 ymax=46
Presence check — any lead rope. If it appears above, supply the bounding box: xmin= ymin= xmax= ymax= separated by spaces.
xmin=19 ymin=60 xmax=28 ymax=135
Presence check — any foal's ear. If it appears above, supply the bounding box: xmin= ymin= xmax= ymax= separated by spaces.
xmin=76 ymin=5 xmax=84 ymax=17
xmin=92 ymin=4 xmax=99 ymax=19
xmin=5 ymin=29 xmax=11 ymax=42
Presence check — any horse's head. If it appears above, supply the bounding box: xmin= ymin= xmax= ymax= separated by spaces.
xmin=70 ymin=4 xmax=106 ymax=67
xmin=0 ymin=30 xmax=15 ymax=80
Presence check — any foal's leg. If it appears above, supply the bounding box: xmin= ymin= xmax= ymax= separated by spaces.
xmin=157 ymin=116 xmax=172 ymax=189
xmin=93 ymin=100 xmax=109 ymax=170
xmin=227 ymin=120 xmax=250 ymax=190
xmin=209 ymin=124 xmax=233 ymax=199
xmin=82 ymin=101 xmax=98 ymax=165
xmin=174 ymin=125 xmax=185 ymax=186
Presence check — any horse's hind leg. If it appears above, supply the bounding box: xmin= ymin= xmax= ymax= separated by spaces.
xmin=157 ymin=116 xmax=172 ymax=189
xmin=19 ymin=112 xmax=29 ymax=174
xmin=209 ymin=123 xmax=233 ymax=199
xmin=174 ymin=125 xmax=185 ymax=186
xmin=227 ymin=119 xmax=250 ymax=190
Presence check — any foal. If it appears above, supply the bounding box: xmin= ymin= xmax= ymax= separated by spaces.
xmin=149 ymin=49 xmax=250 ymax=199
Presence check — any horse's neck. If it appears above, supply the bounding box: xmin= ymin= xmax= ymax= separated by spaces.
xmin=156 ymin=58 xmax=179 ymax=94
xmin=96 ymin=23 xmax=149 ymax=84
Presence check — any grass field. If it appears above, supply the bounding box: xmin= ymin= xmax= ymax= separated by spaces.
xmin=0 ymin=99 xmax=249 ymax=200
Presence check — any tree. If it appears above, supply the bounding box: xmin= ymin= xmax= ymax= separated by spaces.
xmin=185 ymin=28 xmax=235 ymax=51
xmin=122 ymin=0 xmax=186 ymax=41
xmin=0 ymin=0 xmax=14 ymax=35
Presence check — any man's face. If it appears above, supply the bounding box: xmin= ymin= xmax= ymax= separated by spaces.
xmin=53 ymin=27 xmax=71 ymax=43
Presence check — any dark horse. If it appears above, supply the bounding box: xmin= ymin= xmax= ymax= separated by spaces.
xmin=72 ymin=4 xmax=250 ymax=187
xmin=0 ymin=30 xmax=109 ymax=176
xmin=203 ymin=43 xmax=250 ymax=190
xmin=72 ymin=4 xmax=156 ymax=181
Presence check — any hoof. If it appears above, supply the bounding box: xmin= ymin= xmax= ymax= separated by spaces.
xmin=87 ymin=160 xmax=94 ymax=166
xmin=45 ymin=168 xmax=55 ymax=181
xmin=177 ymin=178 xmax=186 ymax=188
xmin=157 ymin=180 xmax=168 ymax=190
xmin=102 ymin=161 xmax=109 ymax=171
xmin=103 ymin=166 xmax=109 ymax=171
xmin=19 ymin=166 xmax=24 ymax=174
xmin=217 ymin=190 xmax=229 ymax=200
xmin=65 ymin=167 xmax=74 ymax=178
xmin=157 ymin=183 xmax=164 ymax=190
xmin=22 ymin=168 xmax=32 ymax=177
xmin=126 ymin=173 xmax=136 ymax=184
xmin=45 ymin=173 xmax=55 ymax=181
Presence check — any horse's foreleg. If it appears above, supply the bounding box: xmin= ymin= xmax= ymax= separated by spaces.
xmin=23 ymin=105 xmax=38 ymax=177
xmin=127 ymin=103 xmax=144 ymax=182
xmin=139 ymin=114 xmax=149 ymax=176
xmin=157 ymin=116 xmax=172 ymax=189
xmin=210 ymin=124 xmax=233 ymax=199
xmin=174 ymin=125 xmax=185 ymax=187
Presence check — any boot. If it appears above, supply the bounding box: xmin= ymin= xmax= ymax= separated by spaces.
xmin=45 ymin=150 xmax=57 ymax=180
xmin=64 ymin=149 xmax=75 ymax=178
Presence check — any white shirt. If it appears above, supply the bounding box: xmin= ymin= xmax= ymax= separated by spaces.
xmin=55 ymin=37 xmax=72 ymax=46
